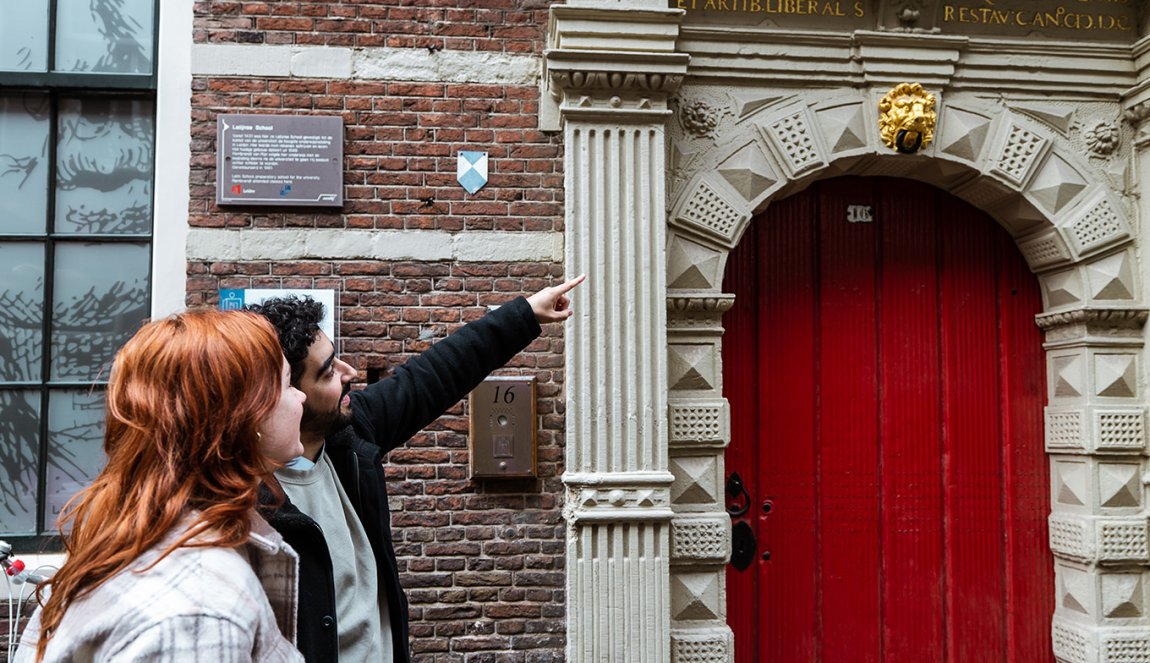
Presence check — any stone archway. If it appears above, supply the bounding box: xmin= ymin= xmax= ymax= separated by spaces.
xmin=546 ymin=4 xmax=1149 ymax=662
xmin=665 ymin=91 xmax=1149 ymax=662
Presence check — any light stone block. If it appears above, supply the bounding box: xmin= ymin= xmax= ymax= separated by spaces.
xmin=191 ymin=44 xmax=292 ymax=77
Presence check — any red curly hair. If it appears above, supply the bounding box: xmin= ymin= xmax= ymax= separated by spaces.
xmin=34 ymin=308 xmax=284 ymax=660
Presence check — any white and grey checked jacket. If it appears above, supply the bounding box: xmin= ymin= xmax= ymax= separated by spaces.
xmin=15 ymin=512 xmax=302 ymax=662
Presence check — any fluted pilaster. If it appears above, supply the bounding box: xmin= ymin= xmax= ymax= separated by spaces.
xmin=566 ymin=122 xmax=669 ymax=476
xmin=549 ymin=4 xmax=688 ymax=662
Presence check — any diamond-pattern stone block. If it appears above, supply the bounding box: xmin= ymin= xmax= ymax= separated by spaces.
xmin=760 ymin=108 xmax=824 ymax=176
xmin=1053 ymin=619 xmax=1091 ymax=663
xmin=1046 ymin=408 xmax=1085 ymax=451
xmin=1061 ymin=564 xmax=1094 ymax=616
xmin=1103 ymin=633 xmax=1150 ymax=662
xmin=671 ymin=455 xmax=720 ymax=506
xmin=671 ymin=629 xmax=730 ymax=663
xmin=1086 ymin=251 xmax=1136 ymax=302
xmin=938 ymin=106 xmax=992 ymax=162
xmin=1099 ymin=463 xmax=1142 ymax=509
xmin=1051 ymin=353 xmax=1086 ymax=400
xmin=1041 ymin=269 xmax=1083 ymax=310
xmin=671 ymin=516 xmax=729 ymax=563
xmin=1020 ymin=231 xmax=1073 ymax=272
xmin=1101 ymin=574 xmax=1143 ymax=618
xmin=991 ymin=195 xmax=1048 ymax=235
xmin=993 ymin=123 xmax=1048 ymax=186
xmin=668 ymin=344 xmax=718 ymax=392
xmin=953 ymin=176 xmax=1013 ymax=210
xmin=717 ymin=142 xmax=777 ymax=203
xmin=1095 ymin=354 xmax=1137 ymax=399
xmin=1027 ymin=152 xmax=1088 ymax=215
xmin=1050 ymin=515 xmax=1091 ymax=560
xmin=1099 ymin=520 xmax=1149 ymax=562
xmin=671 ymin=571 xmax=721 ymax=621
xmin=1047 ymin=407 xmax=1148 ymax=454
xmin=1049 ymin=514 xmax=1150 ymax=564
xmin=1096 ymin=409 xmax=1146 ymax=452
xmin=668 ymin=236 xmax=725 ymax=290
xmin=675 ymin=179 xmax=746 ymax=245
xmin=669 ymin=401 xmax=727 ymax=444
xmin=1054 ymin=459 xmax=1089 ymax=507
xmin=1063 ymin=196 xmax=1130 ymax=258
xmin=815 ymin=102 xmax=868 ymax=155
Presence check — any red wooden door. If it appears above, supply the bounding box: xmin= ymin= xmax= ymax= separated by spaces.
xmin=723 ymin=177 xmax=1053 ymax=663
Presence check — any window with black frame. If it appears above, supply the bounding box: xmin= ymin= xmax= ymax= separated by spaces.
xmin=0 ymin=0 xmax=158 ymax=543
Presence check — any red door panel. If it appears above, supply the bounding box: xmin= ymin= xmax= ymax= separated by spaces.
xmin=723 ymin=177 xmax=1053 ymax=663
xmin=878 ymin=185 xmax=944 ymax=662
xmin=819 ymin=178 xmax=881 ymax=663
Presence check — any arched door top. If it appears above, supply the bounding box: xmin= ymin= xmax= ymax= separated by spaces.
xmin=663 ymin=89 xmax=1150 ymax=663
xmin=666 ymin=91 xmax=1138 ymax=315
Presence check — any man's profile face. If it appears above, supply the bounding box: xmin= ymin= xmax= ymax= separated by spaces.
xmin=296 ymin=330 xmax=355 ymax=436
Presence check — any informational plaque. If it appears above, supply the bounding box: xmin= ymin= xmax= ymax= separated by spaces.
xmin=216 ymin=114 xmax=343 ymax=207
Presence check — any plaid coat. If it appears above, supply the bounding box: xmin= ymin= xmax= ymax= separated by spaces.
xmin=15 ymin=513 xmax=302 ymax=662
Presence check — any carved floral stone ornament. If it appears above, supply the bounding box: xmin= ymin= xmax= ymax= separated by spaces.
xmin=1084 ymin=121 xmax=1119 ymax=156
xmin=878 ymin=83 xmax=937 ymax=154
xmin=679 ymin=99 xmax=719 ymax=137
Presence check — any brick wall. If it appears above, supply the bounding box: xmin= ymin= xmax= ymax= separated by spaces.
xmin=187 ymin=78 xmax=561 ymax=232
xmin=196 ymin=1 xmax=553 ymax=54
xmin=191 ymin=3 xmax=567 ymax=661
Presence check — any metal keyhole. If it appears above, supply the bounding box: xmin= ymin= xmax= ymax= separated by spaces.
xmin=726 ymin=472 xmax=750 ymax=518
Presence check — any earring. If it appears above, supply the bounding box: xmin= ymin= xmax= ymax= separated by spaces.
xmin=256 ymin=432 xmax=262 ymax=443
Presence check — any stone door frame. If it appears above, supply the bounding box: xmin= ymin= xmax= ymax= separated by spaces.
xmin=548 ymin=5 xmax=1150 ymax=662
xmin=665 ymin=89 xmax=1148 ymax=663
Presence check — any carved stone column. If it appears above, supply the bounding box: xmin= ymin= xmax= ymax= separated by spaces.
xmin=666 ymin=294 xmax=735 ymax=663
xmin=1037 ymin=308 xmax=1150 ymax=663
xmin=546 ymin=4 xmax=689 ymax=662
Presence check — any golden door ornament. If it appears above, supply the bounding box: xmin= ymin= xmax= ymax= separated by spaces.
xmin=878 ymin=83 xmax=937 ymax=154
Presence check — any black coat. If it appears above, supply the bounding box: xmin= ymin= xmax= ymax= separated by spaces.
xmin=261 ymin=297 xmax=541 ymax=662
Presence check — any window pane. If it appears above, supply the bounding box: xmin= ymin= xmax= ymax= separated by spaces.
xmin=56 ymin=97 xmax=155 ymax=235
xmin=0 ymin=2 xmax=49 ymax=72
xmin=0 ymin=390 xmax=41 ymax=535
xmin=0 ymin=93 xmax=50 ymax=234
xmin=0 ymin=243 xmax=45 ymax=382
xmin=55 ymin=0 xmax=154 ymax=74
xmin=52 ymin=242 xmax=149 ymax=381
xmin=45 ymin=389 xmax=106 ymax=530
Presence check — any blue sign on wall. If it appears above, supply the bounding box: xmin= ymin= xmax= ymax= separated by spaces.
xmin=457 ymin=151 xmax=489 ymax=194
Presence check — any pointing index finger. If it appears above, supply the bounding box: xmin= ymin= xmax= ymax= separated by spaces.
xmin=553 ymin=274 xmax=587 ymax=295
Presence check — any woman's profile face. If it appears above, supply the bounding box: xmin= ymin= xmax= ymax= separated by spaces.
xmin=257 ymin=357 xmax=306 ymax=463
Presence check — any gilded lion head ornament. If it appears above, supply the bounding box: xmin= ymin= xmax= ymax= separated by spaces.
xmin=879 ymin=83 xmax=937 ymax=154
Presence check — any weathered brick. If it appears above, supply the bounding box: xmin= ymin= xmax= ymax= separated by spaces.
xmin=190 ymin=9 xmax=563 ymax=661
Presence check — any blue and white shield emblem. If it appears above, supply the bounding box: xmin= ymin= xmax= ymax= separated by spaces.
xmin=457 ymin=151 xmax=489 ymax=194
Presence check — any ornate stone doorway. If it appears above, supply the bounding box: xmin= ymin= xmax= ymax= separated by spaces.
xmin=547 ymin=4 xmax=1148 ymax=662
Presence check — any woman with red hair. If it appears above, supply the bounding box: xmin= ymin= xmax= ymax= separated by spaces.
xmin=16 ymin=309 xmax=307 ymax=662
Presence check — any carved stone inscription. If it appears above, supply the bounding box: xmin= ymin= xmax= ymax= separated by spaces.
xmin=674 ymin=0 xmax=1137 ymax=42
xmin=937 ymin=0 xmax=1135 ymax=38
xmin=675 ymin=0 xmax=869 ymax=29
xmin=675 ymin=0 xmax=865 ymax=13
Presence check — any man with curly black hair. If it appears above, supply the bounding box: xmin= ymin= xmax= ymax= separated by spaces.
xmin=247 ymin=275 xmax=584 ymax=663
